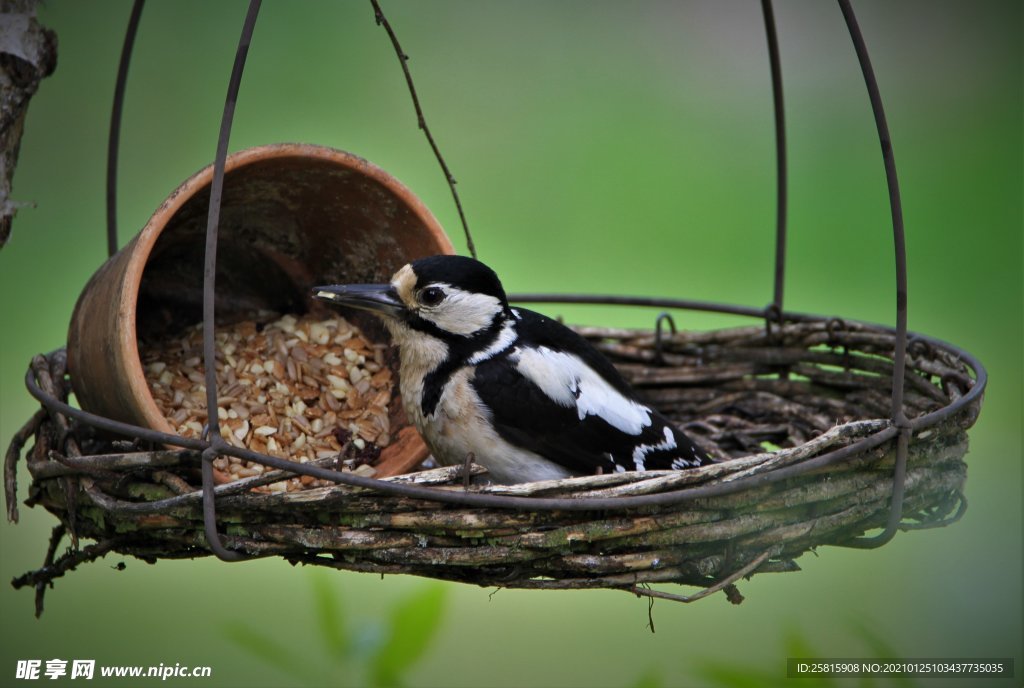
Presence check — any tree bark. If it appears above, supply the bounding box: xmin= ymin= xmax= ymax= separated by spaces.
xmin=0 ymin=0 xmax=57 ymax=248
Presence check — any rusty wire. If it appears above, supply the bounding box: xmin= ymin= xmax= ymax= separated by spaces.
xmin=24 ymin=1 xmax=985 ymax=560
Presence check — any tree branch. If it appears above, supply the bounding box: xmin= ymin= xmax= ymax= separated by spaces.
xmin=0 ymin=0 xmax=57 ymax=248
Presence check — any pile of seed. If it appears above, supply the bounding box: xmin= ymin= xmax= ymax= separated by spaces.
xmin=141 ymin=313 xmax=394 ymax=492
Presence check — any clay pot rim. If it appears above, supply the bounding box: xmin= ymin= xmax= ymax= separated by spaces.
xmin=119 ymin=143 xmax=454 ymax=437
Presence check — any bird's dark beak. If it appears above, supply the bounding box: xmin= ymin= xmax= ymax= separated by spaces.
xmin=313 ymin=284 xmax=406 ymax=319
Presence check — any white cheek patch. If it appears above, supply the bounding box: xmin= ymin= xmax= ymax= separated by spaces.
xmin=387 ymin=319 xmax=448 ymax=366
xmin=514 ymin=347 xmax=651 ymax=435
xmin=421 ymin=286 xmax=503 ymax=336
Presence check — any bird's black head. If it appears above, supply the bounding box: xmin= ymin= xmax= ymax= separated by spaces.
xmin=314 ymin=255 xmax=511 ymax=341
xmin=407 ymin=255 xmax=508 ymax=307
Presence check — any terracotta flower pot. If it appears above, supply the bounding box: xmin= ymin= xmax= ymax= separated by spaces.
xmin=68 ymin=143 xmax=453 ymax=476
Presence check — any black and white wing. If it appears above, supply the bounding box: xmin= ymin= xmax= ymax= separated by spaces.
xmin=471 ymin=308 xmax=709 ymax=475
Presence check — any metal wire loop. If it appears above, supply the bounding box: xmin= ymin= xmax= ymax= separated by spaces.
xmin=839 ymin=426 xmax=910 ymax=548
xmin=653 ymin=311 xmax=678 ymax=364
xmin=907 ymin=335 xmax=934 ymax=360
xmin=825 ymin=317 xmax=847 ymax=341
xmin=764 ymin=303 xmax=784 ymax=340
xmin=201 ymin=444 xmax=250 ymax=562
xmin=825 ymin=317 xmax=850 ymax=361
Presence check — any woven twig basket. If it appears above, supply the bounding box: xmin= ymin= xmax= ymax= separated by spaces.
xmin=8 ymin=316 xmax=980 ymax=604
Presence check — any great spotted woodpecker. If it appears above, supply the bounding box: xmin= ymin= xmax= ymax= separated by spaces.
xmin=314 ymin=255 xmax=710 ymax=484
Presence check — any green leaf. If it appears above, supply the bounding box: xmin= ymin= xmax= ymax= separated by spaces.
xmin=695 ymin=664 xmax=783 ymax=688
xmin=224 ymin=622 xmax=323 ymax=686
xmin=310 ymin=570 xmax=350 ymax=661
xmin=849 ymin=620 xmax=920 ymax=688
xmin=782 ymin=628 xmax=836 ymax=688
xmin=782 ymin=627 xmax=819 ymax=660
xmin=370 ymin=584 xmax=447 ymax=688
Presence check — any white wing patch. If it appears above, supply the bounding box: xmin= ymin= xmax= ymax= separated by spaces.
xmin=631 ymin=426 xmax=677 ymax=471
xmin=513 ymin=346 xmax=651 ymax=435
xmin=671 ymin=448 xmax=703 ymax=469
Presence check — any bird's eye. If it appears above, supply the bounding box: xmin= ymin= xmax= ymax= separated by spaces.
xmin=419 ymin=286 xmax=446 ymax=307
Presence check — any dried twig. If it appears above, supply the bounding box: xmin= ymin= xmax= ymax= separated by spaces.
xmin=10 ymin=526 xmax=122 ymax=618
xmin=5 ymin=408 xmax=45 ymax=523
xmin=29 ymin=449 xmax=199 ymax=480
xmin=629 ymin=548 xmax=775 ymax=604
xmin=369 ymin=0 xmax=477 ymax=258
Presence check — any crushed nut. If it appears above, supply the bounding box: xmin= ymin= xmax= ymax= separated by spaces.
xmin=142 ymin=313 xmax=395 ymax=492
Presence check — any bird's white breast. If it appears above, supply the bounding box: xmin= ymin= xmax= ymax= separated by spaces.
xmin=387 ymin=325 xmax=446 ymax=428
xmin=386 ymin=320 xmax=569 ymax=483
xmin=421 ymin=368 xmax=572 ymax=483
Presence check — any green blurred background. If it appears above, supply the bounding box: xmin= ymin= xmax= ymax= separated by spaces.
xmin=1 ymin=1 xmax=1020 ymax=686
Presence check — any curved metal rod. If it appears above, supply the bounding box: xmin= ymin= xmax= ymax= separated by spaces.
xmin=203 ymin=0 xmax=261 ymax=441
xmin=839 ymin=426 xmax=910 ymax=548
xmin=838 ymin=0 xmax=909 ymax=430
xmin=509 ymin=293 xmax=772 ymax=320
xmin=24 ymin=370 xmax=205 ymax=450
xmin=201 ymin=0 xmax=262 ymax=561
xmin=106 ymin=0 xmax=145 ymax=257
xmin=761 ymin=0 xmax=788 ymax=316
xmin=838 ymin=0 xmax=912 ymax=543
xmin=653 ymin=312 xmax=677 ymax=364
xmin=202 ymin=445 xmax=248 ymax=561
